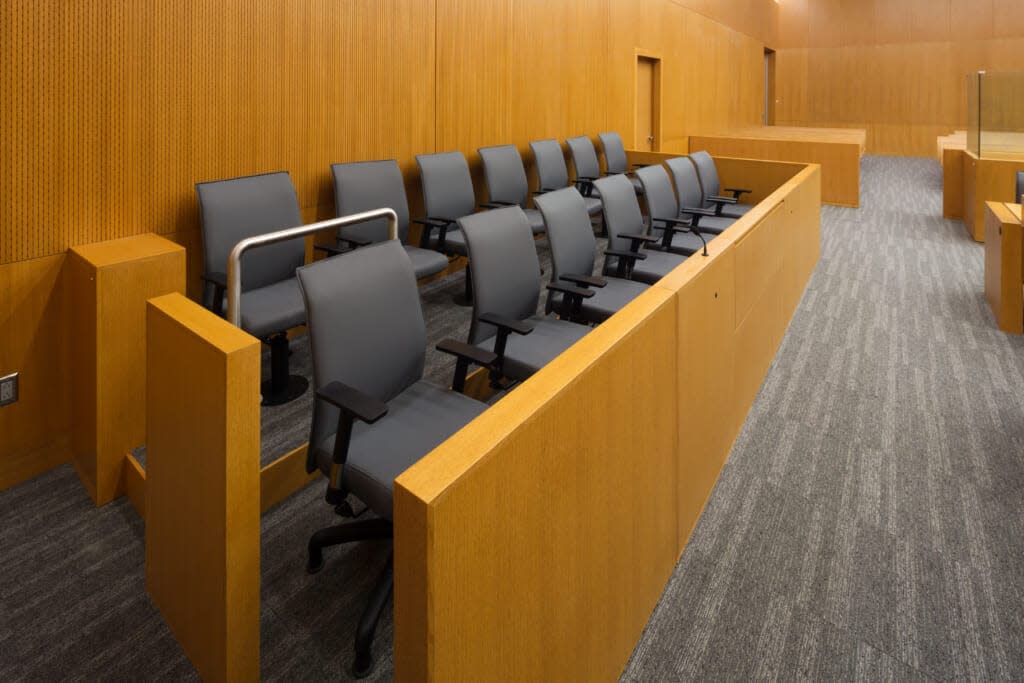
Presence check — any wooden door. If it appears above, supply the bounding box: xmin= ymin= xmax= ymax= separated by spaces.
xmin=636 ymin=57 xmax=659 ymax=151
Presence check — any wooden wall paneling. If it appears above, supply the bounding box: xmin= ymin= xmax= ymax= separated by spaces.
xmin=984 ymin=201 xmax=1024 ymax=333
xmin=68 ymin=235 xmax=186 ymax=505
xmin=0 ymin=255 xmax=70 ymax=490
xmin=145 ymin=293 xmax=260 ymax=683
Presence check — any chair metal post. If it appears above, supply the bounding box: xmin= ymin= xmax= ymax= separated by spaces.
xmin=225 ymin=208 xmax=398 ymax=328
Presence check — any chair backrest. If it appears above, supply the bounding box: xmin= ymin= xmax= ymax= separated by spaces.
xmin=636 ymin=164 xmax=679 ymax=221
xmin=598 ymin=131 xmax=629 ymax=175
xmin=530 ymin=139 xmax=570 ymax=191
xmin=689 ymin=150 xmax=720 ymax=199
xmin=416 ymin=151 xmax=476 ymax=221
xmin=459 ymin=208 xmax=541 ymax=345
xmin=534 ymin=188 xmax=597 ymax=285
xmin=566 ymin=136 xmax=602 ymax=179
xmin=479 ymin=144 xmax=529 ymax=207
xmin=196 ymin=171 xmax=305 ymax=293
xmin=296 ymin=240 xmax=426 ymax=454
xmin=331 ymin=159 xmax=410 ymax=245
xmin=1017 ymin=171 xmax=1024 ymax=203
xmin=665 ymin=156 xmax=705 ymax=210
xmin=593 ymin=174 xmax=646 ymax=255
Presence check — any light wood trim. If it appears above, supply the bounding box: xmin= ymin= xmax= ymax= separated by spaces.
xmin=394 ymin=159 xmax=821 ymax=681
xmin=259 ymin=444 xmax=317 ymax=513
xmin=68 ymin=235 xmax=186 ymax=505
xmin=145 ymin=293 xmax=260 ymax=683
xmin=984 ymin=201 xmax=1024 ymax=333
xmin=121 ymin=452 xmax=146 ymax=519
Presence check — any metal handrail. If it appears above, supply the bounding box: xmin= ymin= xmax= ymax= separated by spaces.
xmin=226 ymin=207 xmax=398 ymax=327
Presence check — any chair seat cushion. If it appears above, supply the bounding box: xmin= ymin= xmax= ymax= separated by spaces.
xmin=523 ymin=208 xmax=546 ymax=234
xmin=583 ymin=196 xmax=602 ymax=217
xmin=721 ymin=206 xmax=751 ymax=219
xmin=629 ymin=249 xmax=688 ymax=285
xmin=239 ymin=277 xmax=306 ymax=339
xmin=579 ymin=277 xmax=648 ymax=324
xmin=476 ymin=316 xmax=589 ymax=381
xmin=314 ymin=380 xmax=486 ymax=520
xmin=425 ymin=227 xmax=469 ymax=256
xmin=404 ymin=245 xmax=449 ymax=279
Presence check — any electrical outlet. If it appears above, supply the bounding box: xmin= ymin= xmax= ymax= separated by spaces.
xmin=0 ymin=373 xmax=18 ymax=406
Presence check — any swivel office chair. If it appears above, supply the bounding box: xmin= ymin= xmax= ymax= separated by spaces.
xmin=416 ymin=151 xmax=478 ymax=303
xmin=689 ymin=150 xmax=753 ymax=218
xmin=478 ymin=144 xmax=546 ymax=235
xmin=529 ymin=138 xmax=603 ymax=219
xmin=196 ymin=171 xmax=308 ymax=406
xmin=664 ymin=157 xmax=736 ymax=235
xmin=330 ymin=159 xmax=449 ymax=280
xmin=458 ymin=207 xmax=590 ymax=383
xmin=593 ymin=174 xmax=690 ymax=285
xmin=566 ymin=135 xmax=607 ymax=198
xmin=635 ymin=164 xmax=711 ymax=257
xmin=597 ymin=131 xmax=644 ymax=194
xmin=297 ymin=240 xmax=493 ymax=677
xmin=535 ymin=188 xmax=649 ymax=325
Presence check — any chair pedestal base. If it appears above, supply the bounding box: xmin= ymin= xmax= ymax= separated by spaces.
xmin=261 ymin=374 xmax=308 ymax=406
xmin=452 ymin=269 xmax=473 ymax=307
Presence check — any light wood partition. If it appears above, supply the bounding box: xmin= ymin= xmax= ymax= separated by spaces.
xmin=393 ymin=158 xmax=822 ymax=681
xmin=960 ymin=152 xmax=1024 ymax=241
xmin=984 ymin=201 xmax=1024 ymax=333
xmin=689 ymin=126 xmax=863 ymax=206
xmin=67 ymin=235 xmax=185 ymax=505
xmin=145 ymin=293 xmax=260 ymax=683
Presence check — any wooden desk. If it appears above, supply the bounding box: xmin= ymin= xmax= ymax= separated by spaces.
xmin=689 ymin=126 xmax=863 ymax=208
xmin=984 ymin=201 xmax=1024 ymax=334
xmin=67 ymin=234 xmax=185 ymax=505
xmin=957 ymin=151 xmax=1024 ymax=241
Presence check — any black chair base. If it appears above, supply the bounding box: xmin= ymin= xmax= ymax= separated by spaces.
xmin=261 ymin=374 xmax=308 ymax=406
xmin=306 ymin=517 xmax=393 ymax=677
xmin=262 ymin=332 xmax=308 ymax=406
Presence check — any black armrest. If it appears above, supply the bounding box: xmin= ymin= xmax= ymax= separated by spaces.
xmin=340 ymin=236 xmax=372 ymax=248
xmin=318 ymin=381 xmax=388 ymax=425
xmin=724 ymin=187 xmax=752 ymax=199
xmin=604 ymin=248 xmax=647 ymax=261
xmin=480 ymin=201 xmax=516 ymax=209
xmin=437 ymin=338 xmax=498 ymax=394
xmin=652 ymin=216 xmax=693 ymax=229
xmin=631 ymin=163 xmax=651 ymax=169
xmin=546 ymin=281 xmax=595 ymax=299
xmin=679 ymin=206 xmax=717 ymax=218
xmin=202 ymin=271 xmax=227 ymax=288
xmin=413 ymin=216 xmax=456 ymax=250
xmin=576 ymin=175 xmax=598 ymax=182
xmin=314 ymin=242 xmax=350 ymax=256
xmin=620 ymin=232 xmax=660 ymax=251
xmin=560 ymin=273 xmax=607 ymax=288
xmin=709 ymin=194 xmax=739 ymax=205
xmin=479 ymin=312 xmax=534 ymax=336
xmin=201 ymin=272 xmax=227 ymax=316
xmin=532 ymin=188 xmax=552 ymax=196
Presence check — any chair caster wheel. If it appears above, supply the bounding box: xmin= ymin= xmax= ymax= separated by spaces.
xmin=307 ymin=551 xmax=324 ymax=574
xmin=352 ymin=651 xmax=374 ymax=679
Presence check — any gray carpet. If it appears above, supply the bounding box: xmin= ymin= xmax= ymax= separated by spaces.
xmin=621 ymin=156 xmax=1024 ymax=681
xmin=2 ymin=157 xmax=1021 ymax=680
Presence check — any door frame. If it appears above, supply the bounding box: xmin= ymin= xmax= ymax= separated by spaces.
xmin=634 ymin=49 xmax=662 ymax=152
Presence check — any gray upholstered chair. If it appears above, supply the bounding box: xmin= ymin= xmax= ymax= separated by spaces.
xmin=593 ymin=174 xmax=689 ymax=285
xmin=416 ymin=151 xmax=479 ymax=303
xmin=296 ymin=239 xmax=493 ymax=677
xmin=478 ymin=144 xmax=546 ymax=235
xmin=665 ymin=156 xmax=736 ymax=236
xmin=330 ymin=159 xmax=448 ymax=280
xmin=689 ymin=150 xmax=753 ymax=218
xmin=529 ymin=138 xmax=603 ymax=219
xmin=566 ymin=135 xmax=605 ymax=198
xmin=1016 ymin=171 xmax=1024 ymax=203
xmin=195 ymin=171 xmax=308 ymax=406
xmin=635 ymin=164 xmax=711 ymax=257
xmin=534 ymin=188 xmax=649 ymax=325
xmin=597 ymin=131 xmax=644 ymax=194
xmin=458 ymin=207 xmax=590 ymax=383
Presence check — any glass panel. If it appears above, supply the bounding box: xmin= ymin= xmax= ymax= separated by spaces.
xmin=966 ymin=72 xmax=981 ymax=156
xmin=978 ymin=71 xmax=1024 ymax=160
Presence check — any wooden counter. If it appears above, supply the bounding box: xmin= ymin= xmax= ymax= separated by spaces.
xmin=689 ymin=126 xmax=863 ymax=208
xmin=956 ymin=151 xmax=1024 ymax=241
xmin=984 ymin=201 xmax=1024 ymax=334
